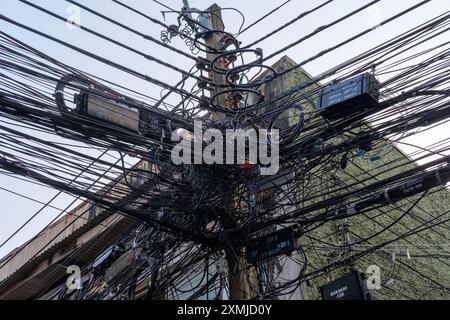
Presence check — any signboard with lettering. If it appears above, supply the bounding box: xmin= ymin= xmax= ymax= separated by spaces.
xmin=316 ymin=73 xmax=380 ymax=120
xmin=246 ymin=227 xmax=299 ymax=264
xmin=320 ymin=271 xmax=371 ymax=300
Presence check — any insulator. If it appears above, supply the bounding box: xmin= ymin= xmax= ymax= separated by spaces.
xmin=197 ymin=75 xmax=211 ymax=90
xmin=167 ymin=24 xmax=180 ymax=38
xmin=195 ymin=56 xmax=210 ymax=71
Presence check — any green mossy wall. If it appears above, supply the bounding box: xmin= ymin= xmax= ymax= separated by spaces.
xmin=285 ymin=63 xmax=450 ymax=300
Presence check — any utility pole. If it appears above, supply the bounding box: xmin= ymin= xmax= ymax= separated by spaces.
xmin=206 ymin=3 xmax=227 ymax=121
xmin=204 ymin=4 xmax=256 ymax=300
xmin=196 ymin=2 xmax=305 ymax=301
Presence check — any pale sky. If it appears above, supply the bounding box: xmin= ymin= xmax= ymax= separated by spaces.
xmin=0 ymin=0 xmax=449 ymax=259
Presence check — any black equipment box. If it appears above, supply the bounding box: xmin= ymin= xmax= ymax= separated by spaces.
xmin=316 ymin=73 xmax=380 ymax=120
xmin=246 ymin=227 xmax=299 ymax=264
xmin=320 ymin=271 xmax=371 ymax=300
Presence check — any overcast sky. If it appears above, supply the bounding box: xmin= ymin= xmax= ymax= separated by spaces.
xmin=0 ymin=0 xmax=449 ymax=259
